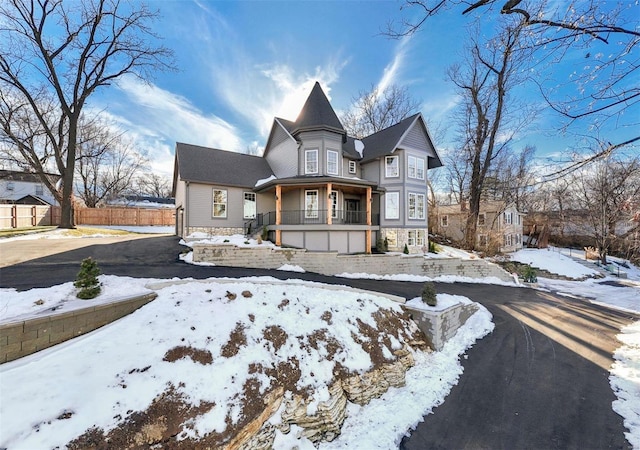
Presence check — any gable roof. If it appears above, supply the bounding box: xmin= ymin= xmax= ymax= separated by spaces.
xmin=290 ymin=82 xmax=345 ymax=138
xmin=360 ymin=113 xmax=443 ymax=168
xmin=0 ymin=169 xmax=60 ymax=183
xmin=174 ymin=143 xmax=274 ymax=189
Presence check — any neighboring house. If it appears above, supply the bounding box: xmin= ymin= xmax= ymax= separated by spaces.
xmin=0 ymin=170 xmax=59 ymax=206
xmin=173 ymin=82 xmax=443 ymax=254
xmin=433 ymin=201 xmax=525 ymax=252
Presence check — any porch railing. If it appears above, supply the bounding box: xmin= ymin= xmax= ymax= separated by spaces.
xmin=244 ymin=210 xmax=379 ymax=234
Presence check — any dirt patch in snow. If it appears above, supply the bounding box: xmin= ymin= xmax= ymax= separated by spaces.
xmin=220 ymin=322 xmax=247 ymax=358
xmin=163 ymin=346 xmax=213 ymax=365
xmin=67 ymin=384 xmax=215 ymax=449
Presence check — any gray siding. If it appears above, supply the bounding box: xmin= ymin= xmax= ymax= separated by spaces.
xmin=187 ymin=183 xmax=246 ymax=229
xmin=297 ymin=130 xmax=344 ymax=177
xmin=400 ymin=121 xmax=437 ymax=158
xmin=265 ymin=139 xmax=298 ymax=178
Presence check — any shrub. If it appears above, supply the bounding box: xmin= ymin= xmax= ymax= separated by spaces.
xmin=421 ymin=282 xmax=437 ymax=307
xmin=523 ymin=264 xmax=538 ymax=283
xmin=403 ymin=243 xmax=409 ymax=254
xmin=74 ymin=257 xmax=101 ymax=299
xmin=261 ymin=226 xmax=269 ymax=241
xmin=376 ymin=237 xmax=387 ymax=253
xmin=428 ymin=241 xmax=439 ymax=253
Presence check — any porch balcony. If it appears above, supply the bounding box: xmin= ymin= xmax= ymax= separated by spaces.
xmin=250 ymin=209 xmax=380 ymax=228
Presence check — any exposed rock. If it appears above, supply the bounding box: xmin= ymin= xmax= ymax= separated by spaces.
xmin=224 ymin=387 xmax=283 ymax=450
xmin=280 ymin=381 xmax=347 ymax=443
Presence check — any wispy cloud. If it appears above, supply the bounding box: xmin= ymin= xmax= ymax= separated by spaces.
xmin=116 ymin=75 xmax=243 ymax=152
xmin=376 ymin=35 xmax=412 ymax=97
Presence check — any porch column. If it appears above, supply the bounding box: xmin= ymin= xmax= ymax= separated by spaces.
xmin=275 ymin=185 xmax=282 ymax=246
xmin=326 ymin=183 xmax=332 ymax=225
xmin=366 ymin=187 xmax=372 ymax=254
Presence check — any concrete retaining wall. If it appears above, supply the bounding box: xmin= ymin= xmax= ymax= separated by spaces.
xmin=192 ymin=244 xmax=513 ymax=281
xmin=404 ymin=302 xmax=479 ymax=351
xmin=0 ymin=293 xmax=157 ymax=364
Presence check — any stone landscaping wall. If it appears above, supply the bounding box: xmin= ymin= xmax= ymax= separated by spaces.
xmin=0 ymin=293 xmax=157 ymax=364
xmin=191 ymin=244 xmax=514 ymax=281
xmin=404 ymin=302 xmax=479 ymax=351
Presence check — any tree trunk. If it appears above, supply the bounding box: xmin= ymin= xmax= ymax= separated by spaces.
xmin=59 ymin=117 xmax=78 ymax=228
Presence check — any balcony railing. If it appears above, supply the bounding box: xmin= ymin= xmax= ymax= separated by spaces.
xmin=244 ymin=209 xmax=379 ymax=234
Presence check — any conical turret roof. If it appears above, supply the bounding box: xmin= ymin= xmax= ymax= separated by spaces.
xmin=292 ymin=82 xmax=345 ymax=137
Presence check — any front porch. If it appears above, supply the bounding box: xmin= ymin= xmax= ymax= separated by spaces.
xmin=250 ymin=177 xmax=379 ymax=254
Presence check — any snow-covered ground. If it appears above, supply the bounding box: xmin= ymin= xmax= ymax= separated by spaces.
xmin=1 ymin=230 xmax=638 ymax=449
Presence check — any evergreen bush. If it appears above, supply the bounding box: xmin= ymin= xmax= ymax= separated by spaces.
xmin=429 ymin=241 xmax=439 ymax=253
xmin=523 ymin=264 xmax=538 ymax=283
xmin=403 ymin=243 xmax=409 ymax=254
xmin=74 ymin=257 xmax=101 ymax=299
xmin=421 ymin=282 xmax=437 ymax=307
xmin=376 ymin=237 xmax=388 ymax=253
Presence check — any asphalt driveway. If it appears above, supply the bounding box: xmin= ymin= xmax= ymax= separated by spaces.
xmin=0 ymin=235 xmax=636 ymax=448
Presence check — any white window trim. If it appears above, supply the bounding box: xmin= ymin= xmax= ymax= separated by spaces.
xmin=385 ymin=192 xmax=399 ymax=219
xmin=212 ymin=189 xmax=227 ymax=218
xmin=327 ymin=150 xmax=339 ymax=175
xmin=385 ymin=155 xmax=399 ymax=178
xmin=504 ymin=211 xmax=513 ymax=225
xmin=348 ymin=160 xmax=356 ymax=174
xmin=305 ymin=190 xmax=319 ymax=218
xmin=408 ymin=230 xmax=416 ymax=246
xmin=243 ymin=192 xmax=256 ymax=219
xmin=408 ymin=155 xmax=426 ymax=180
xmin=305 ymin=149 xmax=318 ymax=174
xmin=416 ymin=230 xmax=425 ymax=246
xmin=408 ymin=192 xmax=425 ymax=220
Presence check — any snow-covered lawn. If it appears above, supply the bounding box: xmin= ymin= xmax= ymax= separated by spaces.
xmin=0 ymin=277 xmax=493 ymax=449
xmin=511 ymin=247 xmax=600 ymax=279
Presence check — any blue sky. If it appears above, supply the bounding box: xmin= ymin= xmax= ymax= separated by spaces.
xmin=90 ymin=0 xmax=639 ymax=178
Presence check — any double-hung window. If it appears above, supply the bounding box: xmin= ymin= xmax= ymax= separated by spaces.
xmin=504 ymin=212 xmax=513 ymax=225
xmin=408 ymin=230 xmax=416 ymax=246
xmin=385 ymin=156 xmax=399 ymax=177
xmin=212 ymin=189 xmax=227 ymax=218
xmin=35 ymin=184 xmax=44 ymax=196
xmin=348 ymin=160 xmax=356 ymax=174
xmin=305 ymin=190 xmax=319 ymax=219
xmin=243 ymin=192 xmax=256 ymax=219
xmin=408 ymin=156 xmax=425 ymax=180
xmin=504 ymin=234 xmax=513 ymax=247
xmin=327 ymin=150 xmax=338 ymax=175
xmin=408 ymin=193 xmax=425 ymax=219
xmin=478 ymin=213 xmax=486 ymax=226
xmin=305 ymin=149 xmax=318 ymax=174
xmin=416 ymin=230 xmax=425 ymax=246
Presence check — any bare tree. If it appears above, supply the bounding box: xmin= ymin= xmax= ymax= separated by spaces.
xmin=75 ymin=122 xmax=147 ymax=208
xmin=571 ymin=152 xmax=640 ymax=264
xmin=135 ymin=172 xmax=172 ymax=198
xmin=387 ymin=0 xmax=640 ymax=166
xmin=449 ymin=20 xmax=533 ymax=249
xmin=341 ymin=84 xmax=420 ymax=138
xmin=0 ymin=0 xmax=173 ymax=227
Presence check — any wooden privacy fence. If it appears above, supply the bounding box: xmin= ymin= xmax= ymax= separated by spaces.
xmin=0 ymin=204 xmax=57 ymax=229
xmin=0 ymin=205 xmax=175 ymax=229
xmin=75 ymin=207 xmax=174 ymax=226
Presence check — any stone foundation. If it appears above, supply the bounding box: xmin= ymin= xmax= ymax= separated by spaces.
xmin=185 ymin=226 xmax=243 ymax=238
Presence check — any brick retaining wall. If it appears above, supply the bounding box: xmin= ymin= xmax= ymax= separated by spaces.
xmin=192 ymin=244 xmax=513 ymax=282
xmin=0 ymin=292 xmax=157 ymax=364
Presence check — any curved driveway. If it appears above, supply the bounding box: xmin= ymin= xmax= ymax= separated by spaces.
xmin=0 ymin=235 xmax=636 ymax=449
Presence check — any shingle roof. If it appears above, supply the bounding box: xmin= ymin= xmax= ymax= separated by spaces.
xmin=291 ymin=82 xmax=345 ymax=136
xmin=360 ymin=114 xmax=420 ymax=163
xmin=174 ymin=143 xmax=274 ymax=188
xmin=0 ymin=169 xmax=60 ymax=183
